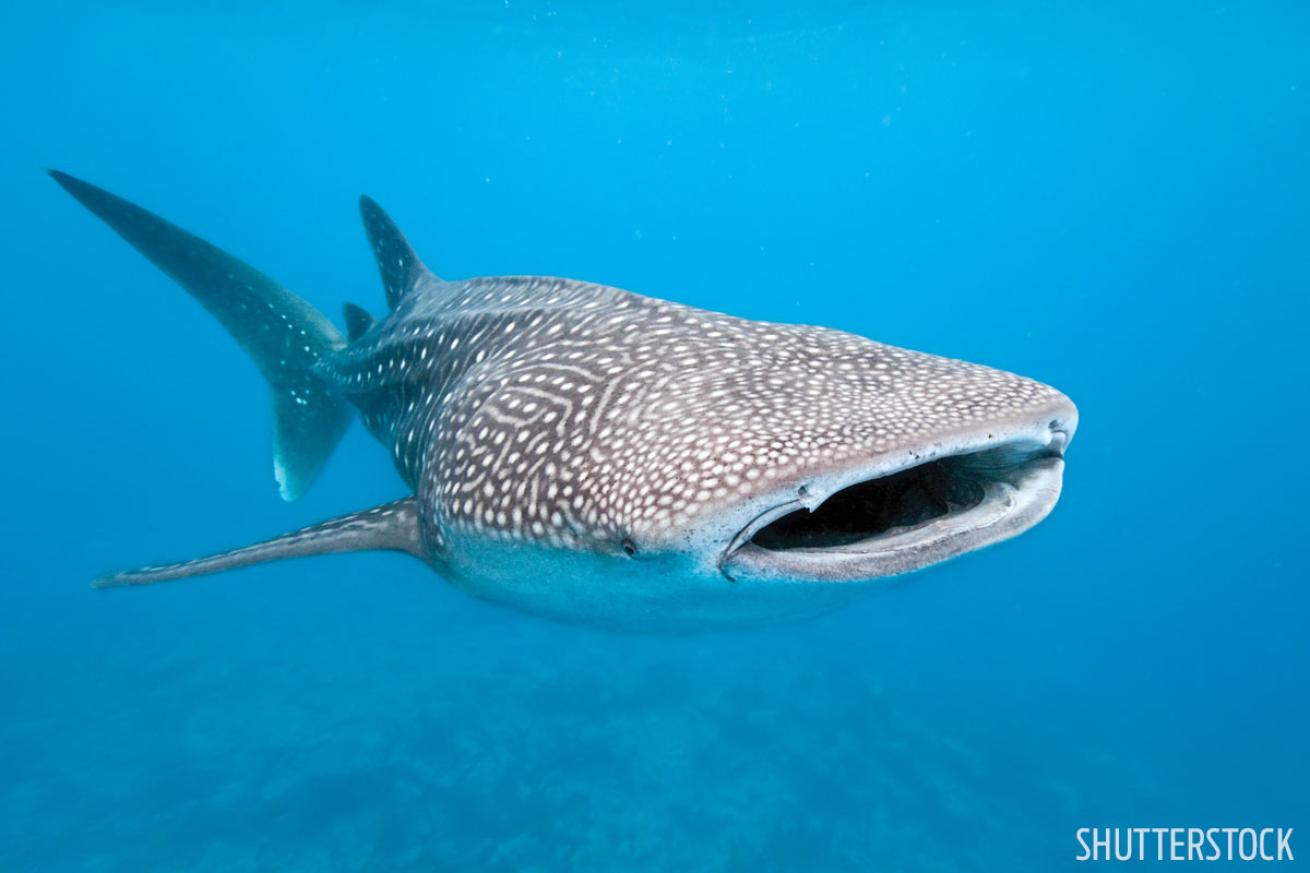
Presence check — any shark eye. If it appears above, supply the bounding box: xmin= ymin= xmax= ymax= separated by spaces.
xmin=621 ymin=538 xmax=637 ymax=557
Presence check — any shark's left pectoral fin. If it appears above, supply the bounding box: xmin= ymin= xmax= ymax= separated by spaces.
xmin=94 ymin=499 xmax=424 ymax=589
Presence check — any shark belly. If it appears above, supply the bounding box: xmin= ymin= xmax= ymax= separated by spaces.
xmin=436 ymin=526 xmax=874 ymax=631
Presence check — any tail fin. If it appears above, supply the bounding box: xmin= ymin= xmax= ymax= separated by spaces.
xmin=50 ymin=171 xmax=351 ymax=500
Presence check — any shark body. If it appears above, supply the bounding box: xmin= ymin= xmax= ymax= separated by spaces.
xmin=53 ymin=171 xmax=1077 ymax=630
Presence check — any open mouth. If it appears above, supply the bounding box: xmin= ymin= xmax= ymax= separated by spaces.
xmin=719 ymin=432 xmax=1069 ymax=583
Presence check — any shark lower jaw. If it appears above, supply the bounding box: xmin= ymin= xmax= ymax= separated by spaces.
xmin=717 ymin=425 xmax=1072 ymax=585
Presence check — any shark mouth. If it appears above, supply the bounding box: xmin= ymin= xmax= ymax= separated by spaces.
xmin=719 ymin=427 xmax=1070 ymax=583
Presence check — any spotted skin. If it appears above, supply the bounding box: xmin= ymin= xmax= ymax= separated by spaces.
xmin=53 ymin=171 xmax=1076 ymax=628
xmin=320 ymin=272 xmax=1066 ymax=565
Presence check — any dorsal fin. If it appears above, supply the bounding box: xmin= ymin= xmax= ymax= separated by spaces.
xmin=359 ymin=196 xmax=432 ymax=310
xmin=342 ymin=301 xmax=376 ymax=342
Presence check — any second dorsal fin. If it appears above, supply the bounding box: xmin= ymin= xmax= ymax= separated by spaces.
xmin=342 ymin=302 xmax=376 ymax=341
xmin=359 ymin=196 xmax=433 ymax=310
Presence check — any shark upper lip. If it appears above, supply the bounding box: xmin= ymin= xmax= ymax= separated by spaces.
xmin=718 ymin=417 xmax=1073 ymax=583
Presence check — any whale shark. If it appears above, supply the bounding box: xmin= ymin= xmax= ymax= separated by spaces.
xmin=52 ymin=170 xmax=1078 ymax=629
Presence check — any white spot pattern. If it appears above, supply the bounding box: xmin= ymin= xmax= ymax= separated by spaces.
xmin=320 ymin=274 xmax=1065 ymax=557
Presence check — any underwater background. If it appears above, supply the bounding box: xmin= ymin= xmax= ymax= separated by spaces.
xmin=1 ymin=1 xmax=1306 ymax=870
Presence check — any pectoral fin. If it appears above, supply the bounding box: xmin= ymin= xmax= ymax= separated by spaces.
xmin=94 ymin=499 xmax=423 ymax=589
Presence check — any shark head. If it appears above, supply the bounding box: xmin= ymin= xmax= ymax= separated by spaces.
xmin=419 ymin=286 xmax=1077 ymax=628
xmin=609 ymin=323 xmax=1078 ymax=588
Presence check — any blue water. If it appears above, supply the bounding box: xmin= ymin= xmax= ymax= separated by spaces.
xmin=2 ymin=2 xmax=1306 ymax=870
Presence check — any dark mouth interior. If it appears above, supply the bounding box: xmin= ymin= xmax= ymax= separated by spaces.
xmin=751 ymin=448 xmax=1040 ymax=552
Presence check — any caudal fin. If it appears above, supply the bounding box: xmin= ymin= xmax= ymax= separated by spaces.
xmin=50 ymin=170 xmax=350 ymax=500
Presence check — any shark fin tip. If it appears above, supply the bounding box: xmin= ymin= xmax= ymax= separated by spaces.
xmin=48 ymin=169 xmax=81 ymax=193
xmin=273 ymin=457 xmax=299 ymax=502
